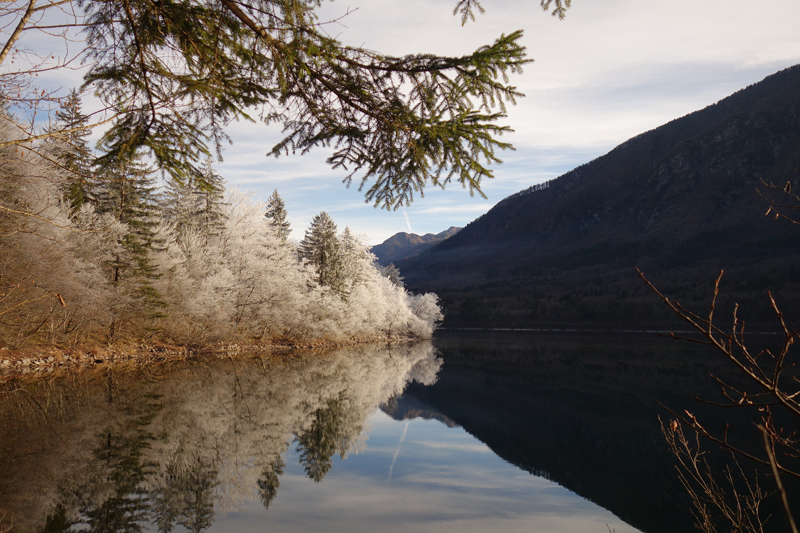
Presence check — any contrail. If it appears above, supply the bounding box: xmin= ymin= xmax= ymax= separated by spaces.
xmin=402 ymin=209 xmax=412 ymax=232
xmin=388 ymin=421 xmax=410 ymax=479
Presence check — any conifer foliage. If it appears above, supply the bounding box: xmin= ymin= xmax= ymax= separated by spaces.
xmin=299 ymin=212 xmax=344 ymax=293
xmin=264 ymin=190 xmax=291 ymax=242
xmin=50 ymin=89 xmax=93 ymax=213
xmin=0 ymin=0 xmax=570 ymax=209
xmin=92 ymin=154 xmax=167 ymax=337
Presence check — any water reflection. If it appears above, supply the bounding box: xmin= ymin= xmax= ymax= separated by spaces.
xmin=0 ymin=343 xmax=440 ymax=532
xmin=415 ymin=330 xmax=795 ymax=533
xmin=4 ymin=331 xmax=779 ymax=533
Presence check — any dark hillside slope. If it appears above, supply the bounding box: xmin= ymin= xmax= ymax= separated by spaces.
xmin=399 ymin=65 xmax=800 ymax=328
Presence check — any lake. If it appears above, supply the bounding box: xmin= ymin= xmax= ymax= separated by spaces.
xmin=0 ymin=330 xmax=790 ymax=532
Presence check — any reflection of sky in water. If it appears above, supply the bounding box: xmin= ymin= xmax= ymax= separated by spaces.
xmin=212 ymin=409 xmax=642 ymax=533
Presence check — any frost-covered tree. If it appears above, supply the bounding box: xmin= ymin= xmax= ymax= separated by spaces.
xmin=339 ymin=228 xmax=370 ymax=288
xmin=408 ymin=293 xmax=445 ymax=333
xmin=378 ymin=263 xmax=405 ymax=288
xmin=264 ymin=189 xmax=291 ymax=242
xmin=191 ymin=159 xmax=227 ymax=242
xmin=299 ymin=212 xmax=344 ymax=294
xmin=160 ymin=177 xmax=196 ymax=236
xmin=161 ymin=159 xmax=227 ymax=243
xmin=0 ymin=119 xmax=124 ymax=348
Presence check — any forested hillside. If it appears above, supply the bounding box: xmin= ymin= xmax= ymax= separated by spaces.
xmin=399 ymin=64 xmax=800 ymax=328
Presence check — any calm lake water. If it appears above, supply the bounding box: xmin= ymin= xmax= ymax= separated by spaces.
xmin=0 ymin=330 xmax=789 ymax=532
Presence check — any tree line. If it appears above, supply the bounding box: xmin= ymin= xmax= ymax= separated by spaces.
xmin=0 ymin=91 xmax=442 ymax=349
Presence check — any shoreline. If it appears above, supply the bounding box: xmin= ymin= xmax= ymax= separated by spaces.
xmin=0 ymin=334 xmax=429 ymax=381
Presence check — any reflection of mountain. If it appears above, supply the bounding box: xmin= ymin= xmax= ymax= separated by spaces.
xmin=408 ymin=330 xmax=796 ymax=533
xmin=381 ymin=395 xmax=458 ymax=428
xmin=0 ymin=343 xmax=441 ymax=533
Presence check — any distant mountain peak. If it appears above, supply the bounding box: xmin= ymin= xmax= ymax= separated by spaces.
xmin=371 ymin=226 xmax=461 ymax=265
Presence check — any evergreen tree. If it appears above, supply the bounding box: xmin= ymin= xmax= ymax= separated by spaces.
xmin=299 ymin=212 xmax=344 ymax=293
xmin=264 ymin=190 xmax=291 ymax=242
xmin=51 ymin=89 xmax=93 ymax=213
xmin=92 ymin=152 xmax=166 ymax=334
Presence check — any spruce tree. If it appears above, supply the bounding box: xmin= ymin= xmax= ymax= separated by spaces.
xmin=379 ymin=263 xmax=405 ymax=288
xmin=264 ymin=190 xmax=291 ymax=242
xmin=299 ymin=212 xmax=344 ymax=294
xmin=93 ymin=152 xmax=167 ymax=332
xmin=160 ymin=177 xmax=196 ymax=236
xmin=51 ymin=89 xmax=93 ymax=213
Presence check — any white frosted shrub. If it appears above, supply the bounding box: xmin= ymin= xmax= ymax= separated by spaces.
xmin=407 ymin=293 xmax=444 ymax=337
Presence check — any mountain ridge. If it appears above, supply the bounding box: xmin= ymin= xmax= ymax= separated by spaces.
xmin=371 ymin=226 xmax=461 ymax=265
xmin=398 ymin=64 xmax=800 ymax=327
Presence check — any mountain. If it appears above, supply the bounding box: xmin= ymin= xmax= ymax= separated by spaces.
xmin=371 ymin=226 xmax=461 ymax=265
xmin=399 ymin=65 xmax=800 ymax=328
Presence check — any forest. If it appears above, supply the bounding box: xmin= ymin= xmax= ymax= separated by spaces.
xmin=0 ymin=91 xmax=443 ymax=355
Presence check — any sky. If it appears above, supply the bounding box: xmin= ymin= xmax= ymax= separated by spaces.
xmin=14 ymin=0 xmax=800 ymax=245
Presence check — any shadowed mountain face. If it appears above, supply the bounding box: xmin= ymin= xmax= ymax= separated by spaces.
xmin=398 ymin=65 xmax=800 ymax=328
xmin=396 ymin=330 xmax=798 ymax=533
xmin=371 ymin=227 xmax=461 ymax=265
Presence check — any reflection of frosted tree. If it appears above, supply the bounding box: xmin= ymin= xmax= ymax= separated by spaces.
xmin=296 ymin=395 xmax=362 ymax=483
xmin=175 ymin=460 xmax=216 ymax=533
xmin=40 ymin=505 xmax=72 ymax=533
xmin=76 ymin=403 xmax=161 ymax=533
xmin=1 ymin=342 xmax=443 ymax=532
xmin=257 ymin=456 xmax=285 ymax=510
xmin=151 ymin=477 xmax=182 ymax=533
xmin=151 ymin=458 xmax=217 ymax=533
